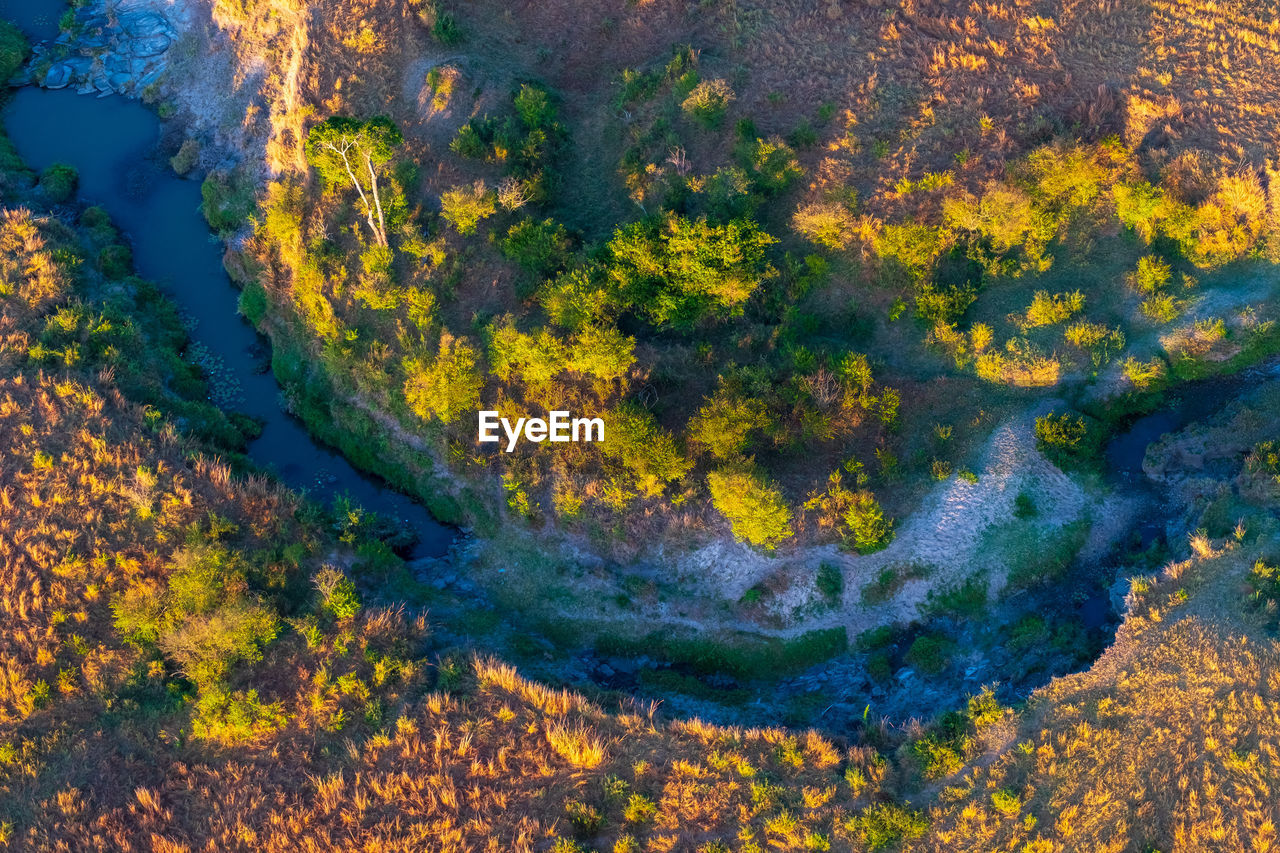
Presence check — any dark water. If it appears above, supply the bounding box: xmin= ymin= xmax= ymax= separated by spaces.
xmin=3 ymin=86 xmax=453 ymax=558
xmin=0 ymin=0 xmax=60 ymax=42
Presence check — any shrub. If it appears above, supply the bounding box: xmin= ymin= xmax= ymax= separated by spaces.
xmin=314 ymin=566 xmax=360 ymax=620
xmin=1034 ymin=411 xmax=1097 ymax=468
xmin=514 ymin=83 xmax=557 ymax=131
xmin=846 ymin=803 xmax=928 ymax=850
xmin=440 ymin=181 xmax=497 ymax=235
xmin=707 ymin=466 xmax=794 ymax=550
xmin=681 ymin=79 xmax=734 ymax=127
xmin=737 ymin=136 xmax=802 ymax=193
xmin=170 ymin=139 xmax=200 ymax=175
xmin=39 ymin=163 xmax=78 ymax=203
xmin=1130 ymin=254 xmax=1172 ymax=294
xmin=816 ymin=562 xmax=843 ymax=604
xmin=402 ymin=332 xmax=484 ymax=424
xmin=565 ymin=800 xmax=604 ymax=837
xmin=1122 ymin=355 xmax=1166 ymax=390
xmin=991 ymin=788 xmax=1022 ymax=817
xmin=501 ymin=218 xmax=571 ymax=276
xmin=0 ymin=20 xmax=28 ymax=84
xmin=112 ymin=545 xmax=281 ymax=687
xmin=606 ymin=214 xmax=777 ymax=329
xmin=1023 ymin=290 xmax=1084 ymax=327
xmin=843 ymin=493 xmax=894 ymax=554
xmin=793 ymin=201 xmax=855 ymax=249
xmin=201 ymin=171 xmax=255 ymax=235
xmin=688 ymin=387 xmax=772 ymax=459
xmin=1141 ymin=292 xmax=1180 ymax=323
xmin=905 ymin=634 xmax=951 ymax=675
xmin=98 ymin=245 xmax=133 ymax=279
xmin=601 ymin=404 xmax=691 ymax=497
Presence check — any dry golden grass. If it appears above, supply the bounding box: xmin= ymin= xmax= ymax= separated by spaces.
xmin=918 ymin=542 xmax=1280 ymax=852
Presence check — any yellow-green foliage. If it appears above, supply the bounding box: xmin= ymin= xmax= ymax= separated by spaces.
xmin=707 ymin=465 xmax=794 ymax=549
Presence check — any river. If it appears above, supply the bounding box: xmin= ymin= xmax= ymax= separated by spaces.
xmin=2 ymin=6 xmax=452 ymax=558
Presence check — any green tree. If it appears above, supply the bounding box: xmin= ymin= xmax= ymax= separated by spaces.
xmin=304 ymin=115 xmax=404 ymax=246
xmin=688 ymin=387 xmax=772 ymax=459
xmin=843 ymin=492 xmax=894 ymax=554
xmin=708 ymin=465 xmax=794 ymax=550
xmin=440 ymin=181 xmax=498 ymax=235
xmin=569 ymin=325 xmax=635 ymax=383
xmin=403 ymin=332 xmax=484 ymax=424
xmin=601 ymin=404 xmax=692 ymax=497
xmin=112 ymin=545 xmax=281 ymax=687
xmin=607 ymin=214 xmax=777 ymax=328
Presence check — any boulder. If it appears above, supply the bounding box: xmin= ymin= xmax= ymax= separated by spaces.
xmin=43 ymin=64 xmax=74 ymax=89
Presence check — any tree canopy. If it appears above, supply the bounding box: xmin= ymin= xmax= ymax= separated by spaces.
xmin=304 ymin=115 xmax=404 ymax=246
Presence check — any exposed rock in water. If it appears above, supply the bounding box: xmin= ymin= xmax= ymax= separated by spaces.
xmin=29 ymin=2 xmax=180 ymax=98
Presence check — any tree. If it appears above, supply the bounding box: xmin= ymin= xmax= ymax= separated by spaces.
xmin=601 ymin=404 xmax=691 ymax=497
xmin=305 ymin=116 xmax=403 ymax=246
xmin=403 ymin=332 xmax=484 ymax=424
xmin=606 ymin=214 xmax=777 ymax=328
xmin=441 ymin=181 xmax=498 ymax=235
xmin=688 ymin=386 xmax=772 ymax=459
xmin=707 ymin=465 xmax=793 ymax=550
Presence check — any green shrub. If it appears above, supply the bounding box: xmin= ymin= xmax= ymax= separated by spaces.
xmin=565 ymin=799 xmax=604 ymax=837
xmin=688 ymin=386 xmax=772 ymax=459
xmin=98 ymin=245 xmax=133 ymax=279
xmin=501 ymin=218 xmax=571 ymax=276
xmin=845 ymin=803 xmax=928 ymax=850
xmin=681 ymin=79 xmax=734 ymax=127
xmin=1023 ymin=289 xmax=1084 ymax=327
xmin=314 ymin=566 xmax=361 ymax=620
xmin=170 ymin=139 xmax=200 ymax=175
xmin=440 ymin=181 xmax=497 ymax=235
xmin=905 ymin=634 xmax=951 ymax=675
xmin=402 ymin=332 xmax=484 ymax=424
xmin=0 ymin=21 xmax=28 ymax=84
xmin=1130 ymin=254 xmax=1172 ymax=294
xmin=1034 ymin=411 xmax=1098 ymax=468
xmin=707 ymin=465 xmax=794 ymax=550
xmin=816 ymin=562 xmax=843 ymax=604
xmin=991 ymin=788 xmax=1022 ymax=817
xmin=606 ymin=214 xmax=777 ymax=329
xmin=39 ymin=163 xmax=78 ymax=203
xmin=112 ymin=545 xmax=281 ymax=687
xmin=843 ymin=493 xmax=894 ymax=554
xmin=201 ymin=171 xmax=255 ymax=235
xmin=601 ymin=404 xmax=691 ymax=497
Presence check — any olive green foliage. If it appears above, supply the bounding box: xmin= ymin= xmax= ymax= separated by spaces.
xmin=688 ymin=384 xmax=773 ymax=459
xmin=601 ymin=404 xmax=691 ymax=497
xmin=304 ymin=115 xmax=403 ymax=245
xmin=450 ymin=83 xmax=563 ymax=202
xmin=98 ymin=244 xmax=133 ymax=279
xmin=843 ymin=492 xmax=894 ymax=554
xmin=170 ymin=139 xmax=200 ymax=175
xmin=403 ymin=332 xmax=484 ymax=424
xmin=501 ymin=217 xmax=571 ymax=276
xmin=707 ymin=465 xmax=794 ymax=549
xmin=201 ymin=170 xmax=256 ymax=236
xmin=846 ymin=802 xmax=928 ymax=850
xmin=39 ymin=163 xmax=78 ymax=204
xmin=681 ymin=79 xmax=734 ymax=128
xmin=440 ymin=181 xmax=497 ymax=235
xmin=1034 ymin=411 xmax=1099 ymax=468
xmin=0 ymin=20 xmax=28 ymax=83
xmin=113 ymin=544 xmax=281 ymax=686
xmin=606 ymin=214 xmax=777 ymax=328
xmin=314 ymin=565 xmax=361 ymax=620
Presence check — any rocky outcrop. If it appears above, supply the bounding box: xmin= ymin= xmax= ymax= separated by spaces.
xmin=25 ymin=2 xmax=181 ymax=97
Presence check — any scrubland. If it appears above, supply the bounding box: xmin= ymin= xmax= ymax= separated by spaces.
xmin=8 ymin=0 xmax=1280 ymax=848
